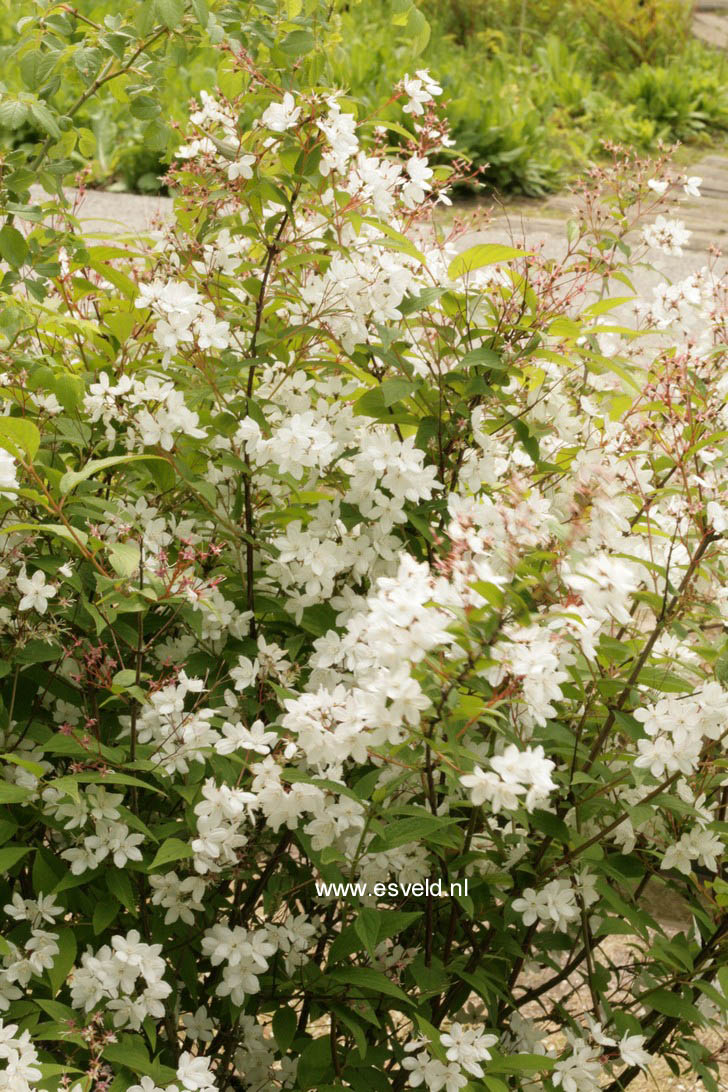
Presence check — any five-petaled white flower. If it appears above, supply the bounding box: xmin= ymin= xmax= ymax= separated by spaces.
xmin=260 ymin=92 xmax=301 ymax=133
xmin=17 ymin=568 xmax=57 ymax=614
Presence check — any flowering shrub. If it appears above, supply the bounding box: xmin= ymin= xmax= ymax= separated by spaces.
xmin=0 ymin=37 xmax=727 ymax=1092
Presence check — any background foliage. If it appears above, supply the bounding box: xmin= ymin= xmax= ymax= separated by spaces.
xmin=1 ymin=0 xmax=727 ymax=195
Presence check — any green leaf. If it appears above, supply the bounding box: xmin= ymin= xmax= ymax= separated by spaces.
xmin=0 ymin=224 xmax=29 ymax=268
xmin=60 ymin=453 xmax=168 ymax=495
xmin=28 ymin=101 xmax=61 ymax=139
xmin=155 ymin=0 xmax=184 ymax=28
xmin=191 ymin=0 xmax=209 ymax=25
xmin=149 ymin=837 xmax=193 ymax=870
xmin=273 ymin=1006 xmax=297 ymax=1052
xmin=381 ymin=378 xmax=415 ymax=407
xmin=52 ymin=771 xmax=162 ymax=796
xmin=48 ymin=928 xmax=77 ymax=996
xmin=0 ymin=845 xmax=32 ymax=872
xmin=1 ymin=753 xmax=44 ymax=777
xmin=369 ymin=815 xmax=461 ymax=851
xmin=93 ymin=898 xmax=120 ymax=935
xmin=130 ymin=95 xmax=162 ymax=121
xmin=109 ymin=541 xmax=141 ymax=579
xmin=644 ymin=988 xmax=703 ymax=1022
xmin=0 ymin=99 xmax=30 ymax=129
xmin=407 ymin=6 xmax=430 ymax=55
xmin=328 ymin=966 xmax=412 ymax=1005
xmin=106 ymin=869 xmax=138 ymax=915
xmin=448 ymin=244 xmax=529 ymax=280
xmin=0 ymin=782 xmax=32 ymax=804
xmin=487 ymin=1053 xmax=555 ymax=1074
xmin=354 ymin=906 xmax=380 ymax=955
xmin=279 ymin=30 xmax=315 ymax=55
xmin=103 ymin=1036 xmax=176 ymax=1083
xmin=2 ymin=523 xmax=89 ymax=549
xmin=0 ymin=417 xmax=39 ymax=459
xmin=297 ymin=1036 xmax=331 ymax=1091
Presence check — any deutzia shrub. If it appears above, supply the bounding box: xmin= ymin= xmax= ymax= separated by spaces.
xmin=0 ymin=37 xmax=727 ymax=1092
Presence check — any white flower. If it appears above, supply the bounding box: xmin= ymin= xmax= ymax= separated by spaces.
xmin=16 ymin=568 xmax=57 ymax=614
xmin=642 ymin=215 xmax=691 ymax=256
xmin=647 ymin=178 xmax=668 ymax=196
xmin=230 ymin=655 xmax=259 ymax=692
xmin=401 ymin=70 xmax=442 ymax=116
xmin=260 ymin=92 xmax=301 ymax=133
xmin=618 ymin=1033 xmax=652 ymax=1069
xmin=439 ymin=1023 xmax=498 ymax=1078
xmin=215 ymin=719 xmax=278 ymax=756
xmin=177 ymin=1050 xmax=218 ymax=1090
xmin=0 ymin=450 xmax=19 ymax=499
xmin=683 ymin=175 xmax=701 ymax=197
xmin=182 ymin=1005 xmax=214 ymax=1042
xmin=128 ymin=1079 xmax=166 ymax=1092
xmin=228 ymin=153 xmax=255 ymax=181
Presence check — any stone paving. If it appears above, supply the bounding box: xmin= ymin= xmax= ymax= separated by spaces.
xmin=694 ymin=0 xmax=728 ymax=49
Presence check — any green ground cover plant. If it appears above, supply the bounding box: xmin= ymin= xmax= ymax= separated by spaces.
xmin=1 ymin=0 xmax=727 ymax=195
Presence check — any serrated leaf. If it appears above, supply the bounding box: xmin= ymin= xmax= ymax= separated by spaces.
xmin=0 ymin=99 xmax=30 ymax=129
xmin=0 ymin=224 xmax=29 ymax=268
xmin=28 ymin=101 xmax=61 ymax=139
xmin=155 ymin=0 xmax=184 ymax=28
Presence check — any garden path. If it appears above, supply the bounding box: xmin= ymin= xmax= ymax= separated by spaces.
xmin=694 ymin=0 xmax=728 ymax=49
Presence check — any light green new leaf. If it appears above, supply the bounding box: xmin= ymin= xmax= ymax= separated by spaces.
xmin=109 ymin=541 xmax=141 ymax=578
xmin=448 ymin=244 xmax=529 ymax=281
xmin=0 ymin=845 xmax=32 ymax=872
xmin=0 ymin=417 xmax=40 ymax=459
xmin=0 ymin=783 xmax=32 ymax=805
xmin=3 ymin=523 xmax=89 ymax=550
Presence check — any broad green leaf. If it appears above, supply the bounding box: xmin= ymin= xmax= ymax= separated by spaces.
xmin=0 ymin=417 xmax=39 ymax=459
xmin=0 ymin=224 xmax=29 ymax=268
xmin=109 ymin=541 xmax=141 ymax=579
xmin=644 ymin=988 xmax=703 ymax=1022
xmin=48 ymin=928 xmax=77 ymax=996
xmin=149 ymin=837 xmax=193 ymax=870
xmin=0 ymin=783 xmax=32 ymax=805
xmin=0 ymin=99 xmax=30 ymax=129
xmin=448 ymin=244 xmax=529 ymax=280
xmin=155 ymin=0 xmax=184 ymax=28
xmin=0 ymin=845 xmax=32 ymax=872
xmin=29 ymin=101 xmax=61 ymax=139
xmin=273 ymin=1006 xmax=297 ymax=1052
